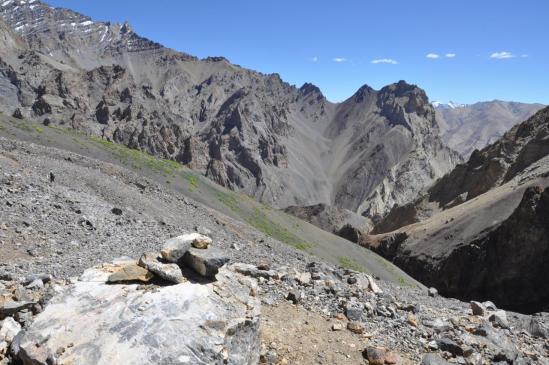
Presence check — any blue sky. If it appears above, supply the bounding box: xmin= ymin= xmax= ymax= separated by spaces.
xmin=47 ymin=0 xmax=548 ymax=104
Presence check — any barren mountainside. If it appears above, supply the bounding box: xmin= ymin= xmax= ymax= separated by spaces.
xmin=436 ymin=101 xmax=544 ymax=158
xmin=0 ymin=0 xmax=460 ymax=224
xmin=367 ymin=106 xmax=549 ymax=313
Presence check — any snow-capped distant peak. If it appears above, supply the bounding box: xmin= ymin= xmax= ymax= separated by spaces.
xmin=432 ymin=101 xmax=466 ymax=109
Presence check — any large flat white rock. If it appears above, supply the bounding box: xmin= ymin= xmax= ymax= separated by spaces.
xmin=17 ymin=264 xmax=260 ymax=365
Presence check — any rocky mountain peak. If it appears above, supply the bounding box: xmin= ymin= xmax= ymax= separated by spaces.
xmin=375 ymin=81 xmax=435 ymax=131
xmin=299 ymin=82 xmax=322 ymax=96
xmin=0 ymin=0 xmax=168 ymax=67
xmin=350 ymin=84 xmax=375 ymax=103
xmin=120 ymin=21 xmax=132 ymax=34
xmin=378 ymin=80 xmax=430 ymax=107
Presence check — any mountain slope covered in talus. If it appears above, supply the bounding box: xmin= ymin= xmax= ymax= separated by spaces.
xmin=367 ymin=106 xmax=549 ymax=312
xmin=0 ymin=0 xmax=460 ymax=224
xmin=436 ymin=100 xmax=544 ymax=158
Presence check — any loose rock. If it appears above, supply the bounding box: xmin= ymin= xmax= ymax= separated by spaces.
xmin=106 ymin=263 xmax=153 ymax=283
xmin=161 ymin=233 xmax=212 ymax=263
xmin=138 ymin=252 xmax=185 ymax=284
xmin=363 ymin=346 xmax=386 ymax=365
xmin=183 ymin=247 xmax=229 ymax=278
xmin=347 ymin=321 xmax=364 ymax=334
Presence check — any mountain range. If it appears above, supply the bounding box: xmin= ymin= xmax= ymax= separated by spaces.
xmin=0 ymin=0 xmax=460 ymax=227
xmin=435 ymin=101 xmax=544 ymax=157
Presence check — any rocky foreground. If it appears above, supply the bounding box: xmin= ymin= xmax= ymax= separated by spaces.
xmin=1 ymin=231 xmax=548 ymax=364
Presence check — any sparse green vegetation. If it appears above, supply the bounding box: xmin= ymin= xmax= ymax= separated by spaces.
xmin=374 ymin=255 xmax=411 ymax=287
xmin=215 ymin=190 xmax=240 ymax=213
xmin=337 ymin=256 xmax=364 ymax=272
xmin=12 ymin=121 xmax=33 ymax=133
xmin=182 ymin=171 xmax=199 ymax=192
xmin=90 ymin=137 xmax=181 ymax=176
xmin=246 ymin=207 xmax=313 ymax=252
xmin=4 ymin=118 xmax=44 ymax=134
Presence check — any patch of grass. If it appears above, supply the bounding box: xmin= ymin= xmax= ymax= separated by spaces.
xmin=215 ymin=190 xmax=240 ymax=213
xmin=337 ymin=256 xmax=364 ymax=272
xmin=90 ymin=137 xmax=181 ymax=176
xmin=182 ymin=171 xmax=199 ymax=192
xmin=374 ymin=255 xmax=412 ymax=287
xmin=11 ymin=121 xmax=34 ymax=133
xmin=246 ymin=207 xmax=313 ymax=252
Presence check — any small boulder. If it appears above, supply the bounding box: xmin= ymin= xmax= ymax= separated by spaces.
xmin=183 ymin=247 xmax=229 ymax=278
xmin=482 ymin=301 xmax=497 ymax=311
xmin=331 ymin=323 xmax=343 ymax=331
xmin=407 ymin=313 xmax=418 ymax=327
xmin=436 ymin=338 xmax=463 ymax=356
xmin=344 ymin=301 xmax=363 ymax=322
xmin=26 ymin=279 xmax=44 ymax=290
xmin=470 ymin=301 xmax=485 ymax=316
xmin=384 ymin=352 xmax=399 ymax=364
xmin=107 ymin=263 xmax=153 ymax=283
xmin=428 ymin=287 xmax=438 ymax=297
xmin=422 ymin=318 xmax=451 ymax=333
xmin=111 ymin=207 xmax=123 ymax=216
xmin=421 ymin=353 xmax=452 ymax=365
xmin=366 ymin=275 xmax=382 ymax=294
xmin=191 ymin=237 xmax=210 ymax=249
xmin=12 ymin=108 xmax=23 ymax=119
xmin=489 ymin=310 xmax=509 ymax=329
xmin=362 ymin=346 xmax=385 ymax=365
xmin=0 ymin=317 xmax=21 ymax=342
xmin=295 ymin=272 xmax=311 ymax=285
xmin=161 ymin=233 xmax=212 ymax=262
xmin=256 ymin=261 xmax=270 ymax=271
xmin=138 ymin=252 xmax=185 ymax=284
xmin=0 ymin=300 xmax=35 ymax=318
xmin=286 ymin=290 xmax=302 ymax=304
xmin=347 ymin=321 xmax=364 ymax=334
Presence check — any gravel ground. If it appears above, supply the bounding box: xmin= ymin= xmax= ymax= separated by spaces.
xmin=0 ymin=136 xmax=309 ymax=279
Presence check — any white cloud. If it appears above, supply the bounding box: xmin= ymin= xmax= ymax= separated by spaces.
xmin=332 ymin=57 xmax=347 ymax=63
xmin=311 ymin=56 xmax=318 ymax=62
xmin=426 ymin=53 xmax=440 ymax=59
xmin=445 ymin=53 xmax=456 ymax=58
xmin=490 ymin=51 xmax=515 ymax=59
xmin=371 ymin=58 xmax=398 ymax=65
xmin=520 ymin=54 xmax=529 ymax=58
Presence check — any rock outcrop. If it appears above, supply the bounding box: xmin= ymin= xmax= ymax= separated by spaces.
xmin=283 ymin=203 xmax=371 ymax=234
xmin=10 ymin=233 xmax=260 ymax=365
xmin=0 ymin=0 xmax=459 ymax=223
xmin=17 ymin=262 xmax=260 ymax=365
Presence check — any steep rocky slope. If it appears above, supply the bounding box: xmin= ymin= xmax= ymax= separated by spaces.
xmin=436 ymin=101 xmax=544 ymax=158
xmin=367 ymin=107 xmax=549 ymax=312
xmin=0 ymin=113 xmax=422 ymax=285
xmin=0 ymin=0 xmax=459 ymax=224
